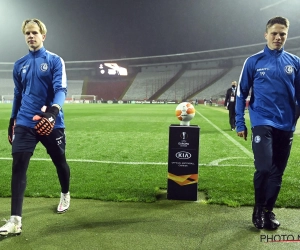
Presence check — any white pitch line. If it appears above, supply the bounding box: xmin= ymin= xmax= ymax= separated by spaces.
xmin=196 ymin=110 xmax=253 ymax=158
xmin=209 ymin=156 xmax=248 ymax=166
xmin=0 ymin=157 xmax=253 ymax=167
xmin=0 ymin=157 xmax=166 ymax=165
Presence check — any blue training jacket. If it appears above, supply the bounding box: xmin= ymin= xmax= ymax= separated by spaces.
xmin=11 ymin=47 xmax=67 ymax=129
xmin=236 ymin=45 xmax=300 ymax=132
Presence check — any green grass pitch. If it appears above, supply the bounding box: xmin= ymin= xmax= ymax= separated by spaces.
xmin=1 ymin=103 xmax=300 ymax=207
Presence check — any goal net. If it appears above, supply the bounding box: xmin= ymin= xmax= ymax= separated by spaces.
xmin=1 ymin=95 xmax=14 ymax=103
xmin=71 ymin=95 xmax=97 ymax=103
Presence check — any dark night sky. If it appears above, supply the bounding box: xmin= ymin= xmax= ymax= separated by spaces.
xmin=1 ymin=0 xmax=300 ymax=62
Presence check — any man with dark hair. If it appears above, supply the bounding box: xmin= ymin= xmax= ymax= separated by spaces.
xmin=236 ymin=16 xmax=300 ymax=230
xmin=0 ymin=18 xmax=71 ymax=236
xmin=224 ymin=81 xmax=237 ymax=130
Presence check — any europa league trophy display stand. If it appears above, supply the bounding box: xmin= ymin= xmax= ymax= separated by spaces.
xmin=167 ymin=122 xmax=200 ymax=201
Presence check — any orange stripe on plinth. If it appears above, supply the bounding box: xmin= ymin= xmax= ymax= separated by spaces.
xmin=168 ymin=173 xmax=198 ymax=186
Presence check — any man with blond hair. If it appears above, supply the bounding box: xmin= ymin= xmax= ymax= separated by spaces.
xmin=0 ymin=18 xmax=71 ymax=236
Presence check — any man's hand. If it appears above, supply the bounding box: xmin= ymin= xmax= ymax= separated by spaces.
xmin=237 ymin=127 xmax=248 ymax=141
xmin=33 ymin=106 xmax=59 ymax=135
xmin=8 ymin=118 xmax=15 ymax=145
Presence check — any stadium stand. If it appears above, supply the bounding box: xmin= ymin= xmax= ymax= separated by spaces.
xmin=84 ymin=79 xmax=130 ymax=101
xmin=193 ymin=66 xmax=243 ymax=101
xmin=1 ymin=37 xmax=300 ymax=103
xmin=123 ymin=70 xmax=178 ymax=101
xmin=159 ymin=68 xmax=225 ymax=102
xmin=0 ymin=79 xmax=14 ymax=95
xmin=67 ymin=80 xmax=84 ymax=97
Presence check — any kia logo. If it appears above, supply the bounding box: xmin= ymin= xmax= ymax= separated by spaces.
xmin=175 ymin=151 xmax=191 ymax=159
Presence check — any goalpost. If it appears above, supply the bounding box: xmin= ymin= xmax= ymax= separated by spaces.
xmin=1 ymin=95 xmax=14 ymax=103
xmin=71 ymin=95 xmax=97 ymax=103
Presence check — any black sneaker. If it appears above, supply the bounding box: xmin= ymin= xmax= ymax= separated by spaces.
xmin=264 ymin=210 xmax=280 ymax=230
xmin=252 ymin=206 xmax=264 ymax=229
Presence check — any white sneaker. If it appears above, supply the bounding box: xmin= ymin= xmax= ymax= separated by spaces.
xmin=0 ymin=216 xmax=22 ymax=236
xmin=57 ymin=192 xmax=70 ymax=213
